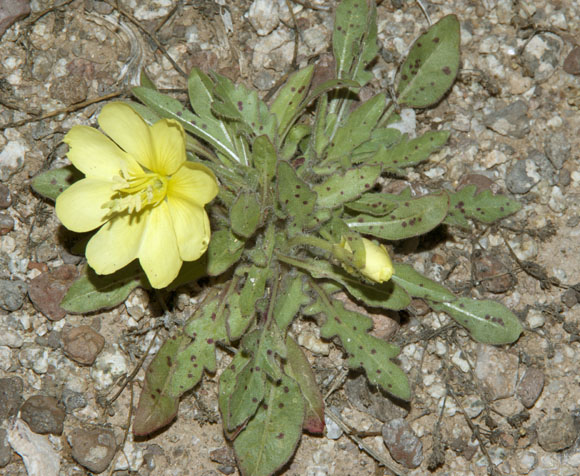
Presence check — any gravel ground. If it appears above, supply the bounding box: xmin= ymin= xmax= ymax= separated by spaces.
xmin=1 ymin=0 xmax=580 ymax=475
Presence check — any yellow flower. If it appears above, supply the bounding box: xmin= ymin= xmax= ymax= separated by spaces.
xmin=339 ymin=237 xmax=394 ymax=283
xmin=55 ymin=102 xmax=218 ymax=288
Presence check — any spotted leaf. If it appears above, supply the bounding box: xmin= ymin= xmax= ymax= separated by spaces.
xmin=397 ymin=15 xmax=460 ymax=108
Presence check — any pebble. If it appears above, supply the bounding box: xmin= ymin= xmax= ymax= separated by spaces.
xmin=0 ymin=346 xmax=12 ymax=371
xmin=517 ymin=367 xmax=545 ymax=408
xmin=484 ymin=100 xmax=530 ymax=138
xmin=0 ymin=0 xmax=30 ymax=37
xmin=0 ymin=428 xmax=10 ymax=467
xmin=505 ymin=158 xmax=540 ymax=194
xmin=18 ymin=345 xmax=49 ymax=374
xmin=61 ymin=389 xmax=87 ymax=412
xmin=68 ymin=426 xmax=117 ymax=473
xmin=537 ymin=414 xmax=577 ymax=452
xmin=345 ymin=373 xmax=408 ymax=422
xmin=548 ymin=186 xmax=566 ymax=213
xmin=472 ymin=251 xmax=516 ymax=293
xmin=545 ymin=132 xmax=571 ymax=169
xmin=90 ymin=344 xmax=129 ymax=390
xmin=526 ymin=309 xmax=545 ymax=329
xmin=474 ymin=344 xmax=518 ymax=400
xmin=0 ymin=184 xmax=11 ymax=208
xmin=521 ymin=33 xmax=562 ymax=82
xmin=561 ymin=288 xmax=578 ymax=308
xmin=0 ymin=326 xmax=24 ymax=348
xmin=62 ymin=325 xmax=105 ymax=366
xmin=246 ymin=0 xmax=280 ymax=36
xmin=7 ymin=418 xmax=60 ymax=476
xmin=0 ymin=140 xmax=27 ymax=181
xmin=0 ymin=376 xmax=23 ymax=423
xmin=563 ymin=46 xmax=580 ymax=75
xmin=528 ymin=150 xmax=557 ymax=186
xmin=20 ymin=395 xmax=65 ymax=436
xmin=382 ymin=418 xmax=423 ymax=469
xmin=297 ymin=331 xmax=330 ymax=355
xmin=28 ymin=264 xmax=78 ymax=321
xmin=0 ymin=212 xmax=12 ymax=234
xmin=0 ymin=278 xmax=28 ymax=311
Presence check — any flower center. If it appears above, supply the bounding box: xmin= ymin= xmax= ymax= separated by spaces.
xmin=105 ymin=170 xmax=169 ymax=214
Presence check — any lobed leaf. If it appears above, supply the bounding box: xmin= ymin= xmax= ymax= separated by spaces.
xmin=313 ymin=164 xmax=381 ymax=209
xmin=370 ymin=131 xmax=450 ymax=172
xmin=346 ymin=191 xmax=449 ymax=240
xmin=277 ymin=161 xmax=317 ymax=234
xmin=253 ymin=135 xmax=278 ymax=186
xmin=233 ymin=375 xmax=304 ymax=476
xmin=396 ymin=14 xmax=460 ymax=108
xmin=320 ymin=300 xmax=410 ymax=400
xmin=431 ymin=298 xmax=523 ymax=345
xmin=444 ymin=185 xmax=522 ymax=228
xmin=61 ymin=264 xmax=143 ymax=313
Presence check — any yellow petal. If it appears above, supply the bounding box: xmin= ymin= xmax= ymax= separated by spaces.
xmin=85 ymin=212 xmax=147 ymax=275
xmin=167 ymin=195 xmax=210 ymax=261
xmin=168 ymin=162 xmax=218 ymax=206
xmin=64 ymin=126 xmax=141 ymax=179
xmin=55 ymin=178 xmax=116 ymax=232
xmin=139 ymin=202 xmax=182 ymax=288
xmin=150 ymin=119 xmax=186 ymax=175
xmin=98 ymin=103 xmax=155 ymax=171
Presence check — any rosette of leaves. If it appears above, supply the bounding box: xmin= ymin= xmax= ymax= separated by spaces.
xmin=33 ymin=2 xmax=523 ymax=475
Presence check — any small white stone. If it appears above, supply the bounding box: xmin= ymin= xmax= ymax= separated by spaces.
xmin=246 ymin=0 xmax=280 ymax=36
xmin=548 ymin=186 xmax=566 ymax=213
xmin=451 ymin=350 xmax=470 ymax=373
xmin=91 ymin=345 xmax=129 ymax=390
xmin=0 ymin=346 xmax=13 ymax=371
xmin=0 ymin=328 xmax=24 ymax=348
xmin=526 ymin=309 xmax=545 ymax=329
xmin=18 ymin=346 xmax=49 ymax=374
xmin=324 ymin=415 xmax=342 ymax=440
xmin=298 ymin=332 xmax=330 ymax=356
xmin=549 ymin=11 xmax=568 ymax=30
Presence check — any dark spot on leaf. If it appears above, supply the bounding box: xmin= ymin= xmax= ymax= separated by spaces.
xmin=207 ymin=338 xmax=214 ymax=344
xmin=371 ymin=349 xmax=376 ymax=354
xmin=252 ymin=397 xmax=258 ymax=403
xmin=167 ymin=356 xmax=172 ymax=367
xmin=433 ymin=37 xmax=440 ymax=43
xmin=277 ymin=433 xmax=284 ymax=439
xmin=278 ymin=402 xmax=284 ymax=408
xmin=283 ymin=386 xmax=289 ymax=393
xmin=442 ymin=66 xmax=452 ymax=75
xmin=177 ymin=110 xmax=182 ymax=117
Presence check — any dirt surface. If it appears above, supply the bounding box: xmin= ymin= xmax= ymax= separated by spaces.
xmin=1 ymin=0 xmax=580 ymax=475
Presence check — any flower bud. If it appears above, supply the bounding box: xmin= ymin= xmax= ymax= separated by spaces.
xmin=338 ymin=237 xmax=394 ymax=283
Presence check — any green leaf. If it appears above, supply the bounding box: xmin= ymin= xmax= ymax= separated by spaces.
xmin=371 ymin=131 xmax=450 ymax=172
xmin=253 ymin=135 xmax=278 ymax=186
xmin=346 ymin=191 xmax=449 ymax=240
xmin=277 ymin=161 xmax=317 ymax=234
xmin=207 ymin=229 xmax=245 ymax=276
xmin=320 ymin=300 xmax=410 ymax=400
xmin=187 ymin=67 xmax=215 ymax=117
xmin=280 ymin=124 xmax=310 ymax=161
xmin=351 ymin=127 xmax=402 ymax=163
xmin=134 ymin=297 xmax=226 ymax=436
xmin=230 ymin=192 xmax=261 ymax=239
xmin=444 ymin=185 xmax=522 ymax=228
xmin=211 ymin=72 xmax=277 ymax=141
xmin=270 ymin=65 xmax=314 ymax=139
xmin=333 ymin=0 xmax=378 ymax=84
xmin=238 ymin=265 xmax=271 ymax=320
xmin=61 ymin=264 xmax=143 ymax=313
xmin=227 ymin=325 xmax=287 ymax=431
xmin=304 ymin=258 xmax=410 ymax=311
xmin=431 ymin=298 xmax=523 ymax=345
xmin=396 ymin=14 xmax=460 ymax=108
xmin=274 ymin=273 xmax=310 ymax=332
xmin=139 ymin=69 xmax=157 ymax=89
xmin=233 ymin=375 xmax=304 ymax=476
xmin=392 ymin=263 xmax=455 ymax=302
xmin=285 ymin=335 xmax=325 ymax=434
xmin=313 ymin=164 xmax=381 ymax=209
xmin=132 ymin=86 xmax=241 ymax=165
xmin=31 ymin=165 xmax=82 ymax=201
xmin=344 ymin=194 xmax=398 ymax=217
xmin=323 ymin=94 xmax=386 ymax=163
xmin=219 ymin=350 xmax=251 ymax=436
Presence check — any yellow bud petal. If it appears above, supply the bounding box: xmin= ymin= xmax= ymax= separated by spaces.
xmin=359 ymin=238 xmax=394 ymax=283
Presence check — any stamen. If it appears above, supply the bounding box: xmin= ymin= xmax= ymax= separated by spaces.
xmin=105 ymin=171 xmax=168 ymax=215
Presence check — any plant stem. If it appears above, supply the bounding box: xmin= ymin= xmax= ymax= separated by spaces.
xmin=287 ymin=234 xmax=334 ymax=253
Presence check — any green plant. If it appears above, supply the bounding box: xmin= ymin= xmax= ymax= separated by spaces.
xmin=34 ymin=2 xmax=523 ymax=475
